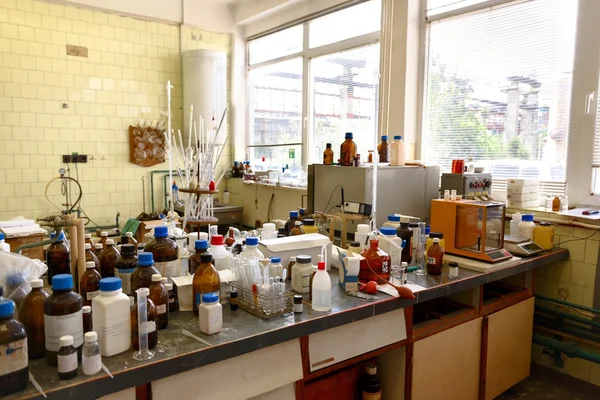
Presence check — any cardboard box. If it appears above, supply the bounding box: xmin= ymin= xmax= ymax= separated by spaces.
xmin=507 ymin=185 xmax=539 ymax=194
xmin=259 ymin=234 xmax=332 ymax=270
xmin=506 ymin=192 xmax=539 ymax=202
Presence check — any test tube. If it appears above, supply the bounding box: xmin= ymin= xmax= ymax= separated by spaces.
xmin=415 ymin=222 xmax=427 ymax=276
xmin=133 ymin=288 xmax=155 ymax=361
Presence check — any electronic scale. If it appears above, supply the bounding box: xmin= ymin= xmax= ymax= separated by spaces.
xmin=503 ymin=236 xmax=544 ymax=257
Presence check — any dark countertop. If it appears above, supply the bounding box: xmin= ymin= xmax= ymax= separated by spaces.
xmin=8 ymin=248 xmax=568 ymax=400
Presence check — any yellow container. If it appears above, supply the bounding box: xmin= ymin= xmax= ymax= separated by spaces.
xmin=302 ymin=219 xmax=319 ymax=234
xmin=425 ymin=233 xmax=446 ymax=253
xmin=533 ymin=222 xmax=554 ymax=250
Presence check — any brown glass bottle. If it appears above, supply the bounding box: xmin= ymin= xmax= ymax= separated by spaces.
xmin=340 ymin=132 xmax=357 ymax=166
xmin=80 ymin=262 xmax=101 ymax=307
xmin=396 ymin=220 xmax=413 ymax=264
xmin=426 ymin=238 xmax=444 ymax=275
xmin=192 ymin=253 xmax=221 ymax=315
xmin=148 ymin=274 xmax=169 ymax=330
xmin=287 ymin=257 xmax=296 ymax=282
xmin=323 ymin=143 xmax=334 ymax=165
xmin=131 ymin=252 xmax=160 ymax=296
xmin=121 ymin=232 xmax=139 ymax=256
xmin=290 ymin=221 xmax=305 ymax=236
xmin=94 ymin=243 xmax=103 ymax=257
xmin=99 ymin=239 xmax=120 ymax=278
xmin=82 ymin=306 xmax=92 ymax=333
xmin=84 ymin=234 xmax=95 ymax=248
xmin=131 ymin=295 xmax=158 ymax=351
xmin=552 ymin=196 xmax=561 ymax=212
xmin=377 ymin=135 xmax=390 ymax=163
xmin=84 ymin=243 xmax=101 ymax=272
xmin=44 ymin=274 xmax=83 ymax=366
xmin=18 ymin=279 xmax=48 ymax=359
xmin=144 ymin=226 xmax=179 ymax=278
xmin=99 ymin=232 xmax=109 ymax=248
xmin=358 ymin=239 xmax=391 ymax=284
xmin=188 ymin=239 xmax=209 ymax=275
xmin=284 ymin=210 xmax=299 ymax=236
xmin=115 ymin=244 xmax=138 ymax=296
xmin=0 ymin=299 xmax=28 ymax=396
xmin=46 ymin=230 xmax=71 ymax=283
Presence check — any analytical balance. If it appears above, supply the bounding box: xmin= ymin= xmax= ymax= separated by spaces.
xmin=430 ymin=199 xmax=512 ymax=263
xmin=503 ymin=236 xmax=544 ymax=257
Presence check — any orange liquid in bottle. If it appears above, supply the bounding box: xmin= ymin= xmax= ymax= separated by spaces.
xmin=359 ymin=239 xmax=391 ymax=284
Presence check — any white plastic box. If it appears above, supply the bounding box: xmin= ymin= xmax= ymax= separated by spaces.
xmin=259 ymin=234 xmax=332 ymax=270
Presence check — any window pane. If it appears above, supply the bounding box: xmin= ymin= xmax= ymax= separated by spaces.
xmin=309 ymin=1 xmax=381 ymax=49
xmin=249 ymin=58 xmax=302 ymax=150
xmin=248 ymin=25 xmax=303 ymax=65
xmin=423 ymin=0 xmax=577 ymax=183
xmin=310 ymin=44 xmax=380 ymax=164
xmin=427 ymin=0 xmax=491 ymax=17
xmin=250 ymin=144 xmax=303 ymax=174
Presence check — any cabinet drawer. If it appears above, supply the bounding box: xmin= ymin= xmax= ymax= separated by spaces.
xmin=308 ymin=308 xmax=406 ymax=372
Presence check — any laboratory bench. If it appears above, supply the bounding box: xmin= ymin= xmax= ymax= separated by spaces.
xmin=7 ymin=248 xmax=568 ymax=400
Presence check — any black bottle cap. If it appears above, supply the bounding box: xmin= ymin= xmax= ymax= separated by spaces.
xmin=429 ymin=232 xmax=444 ymax=239
xmin=200 ymin=253 xmax=213 ymax=263
xmin=296 ymin=255 xmax=312 ymax=264
xmin=121 ymin=244 xmax=135 ymax=256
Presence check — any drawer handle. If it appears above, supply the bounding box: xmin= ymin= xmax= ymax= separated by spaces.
xmin=312 ymin=357 xmax=334 ymax=368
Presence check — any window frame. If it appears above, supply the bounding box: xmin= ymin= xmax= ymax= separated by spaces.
xmin=246 ymin=3 xmax=381 ymax=170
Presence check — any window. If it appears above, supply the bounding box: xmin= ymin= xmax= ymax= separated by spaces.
xmin=421 ymin=0 xmax=578 ymax=198
xmin=247 ymin=1 xmax=381 ymax=173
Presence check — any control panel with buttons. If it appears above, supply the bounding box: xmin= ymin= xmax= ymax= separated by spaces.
xmin=440 ymin=173 xmax=492 ymax=199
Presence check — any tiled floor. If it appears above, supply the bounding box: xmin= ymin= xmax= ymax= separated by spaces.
xmin=497 ymin=365 xmax=600 ymax=400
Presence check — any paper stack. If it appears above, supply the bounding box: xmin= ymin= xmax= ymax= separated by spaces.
xmin=0 ymin=217 xmax=47 ymax=237
xmin=506 ymin=179 xmax=540 ymax=209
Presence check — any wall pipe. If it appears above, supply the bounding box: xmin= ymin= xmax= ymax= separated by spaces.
xmin=536 ymin=294 xmax=600 ymax=315
xmin=533 ymin=333 xmax=600 ymax=364
xmin=536 ymin=316 xmax=600 ymax=345
xmin=150 ymin=170 xmax=178 ymax=212
xmin=535 ymin=304 xmax=600 ymax=329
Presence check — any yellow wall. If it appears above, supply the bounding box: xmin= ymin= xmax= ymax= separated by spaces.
xmin=0 ymin=0 xmax=231 ymax=226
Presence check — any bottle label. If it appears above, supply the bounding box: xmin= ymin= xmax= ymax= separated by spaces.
xmin=82 ymin=353 xmax=101 ymax=375
xmin=98 ymin=318 xmax=130 ymax=344
xmin=292 ymin=267 xmax=313 ymax=293
xmin=362 ymin=391 xmax=381 ymax=400
xmin=57 ymin=352 xmax=78 ymax=373
xmin=0 ymin=339 xmax=28 ymax=375
xmin=141 ymin=321 xmax=156 ymax=334
xmin=155 ymin=260 xmax=179 ymax=278
xmin=168 ymin=297 xmax=175 ymax=304
xmin=115 ymin=268 xmax=135 ymax=295
xmin=156 ymin=304 xmax=167 ymax=314
xmin=44 ymin=310 xmax=83 ymax=351
xmin=86 ymin=290 xmax=100 ymax=301
xmin=427 ymin=257 xmax=435 ymax=265
xmin=381 ymin=261 xmax=389 ymax=273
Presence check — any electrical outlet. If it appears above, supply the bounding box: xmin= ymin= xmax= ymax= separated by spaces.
xmin=76 ymin=154 xmax=87 ymax=163
xmin=62 ymin=154 xmax=88 ymax=163
xmin=62 ymin=155 xmax=72 ymax=163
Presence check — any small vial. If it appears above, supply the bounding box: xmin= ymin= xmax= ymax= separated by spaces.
xmin=82 ymin=305 xmax=93 ymax=333
xmin=450 ymin=190 xmax=457 ymax=201
xmin=390 ymin=265 xmax=401 ymax=286
xmin=82 ymin=331 xmax=101 ymax=376
xmin=448 ymin=262 xmax=459 ymax=279
xmin=230 ymin=288 xmax=238 ymax=311
xmin=293 ymin=295 xmax=303 ymax=314
xmin=57 ymin=335 xmax=78 ymax=380
xmin=400 ymin=262 xmax=408 ymax=285
xmin=443 ymin=190 xmax=450 ymax=200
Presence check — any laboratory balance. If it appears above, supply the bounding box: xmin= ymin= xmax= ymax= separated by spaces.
xmin=503 ymin=236 xmax=544 ymax=257
xmin=430 ymin=199 xmax=512 ymax=263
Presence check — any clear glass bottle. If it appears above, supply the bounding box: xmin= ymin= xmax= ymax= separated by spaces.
xmin=377 ymin=135 xmax=390 ymax=163
xmin=46 ymin=230 xmax=71 ymax=283
xmin=323 ymin=143 xmax=334 ymax=165
xmin=80 ymin=261 xmax=102 ymax=307
xmin=82 ymin=331 xmax=101 ymax=376
xmin=130 ymin=294 xmax=157 ymax=351
xmin=284 ymin=210 xmax=300 ymax=236
xmin=192 ymin=254 xmax=221 ymax=315
xmin=44 ymin=274 xmax=83 ymax=366
xmin=115 ymin=244 xmax=138 ymax=296
xmin=57 ymin=335 xmax=78 ymax=380
xmin=290 ymin=221 xmax=305 ymax=236
xmin=144 ymin=226 xmax=179 ymax=278
xmin=340 ymin=132 xmax=357 ymax=166
xmin=18 ymin=279 xmax=49 ymax=359
xmin=359 ymin=240 xmax=391 ymax=284
xmin=99 ymin=239 xmax=120 ymax=278
xmin=148 ymin=274 xmax=169 ymax=330
xmin=0 ymin=299 xmax=28 ymax=396
xmin=188 ymin=239 xmax=208 ymax=274
xmin=426 ymin=238 xmax=444 ymax=275
xmin=131 ymin=252 xmax=160 ymax=296
xmin=84 ymin=243 xmax=101 ymax=273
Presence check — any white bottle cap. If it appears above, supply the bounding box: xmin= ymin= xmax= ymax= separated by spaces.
xmin=366 ymin=364 xmax=377 ymax=375
xmin=165 ymin=283 xmax=173 ymax=290
xmin=85 ymin=234 xmax=92 ymax=239
xmin=290 ymin=256 xmax=296 ymax=262
xmin=60 ymin=335 xmax=74 ymax=347
xmin=401 ymin=262 xmax=407 ymax=267
xmin=82 ymin=305 xmax=91 ymax=314
xmin=31 ymin=279 xmax=43 ymax=288
xmin=84 ymin=331 xmax=97 ymax=342
xmin=95 ymin=244 xmax=103 ymax=249
xmin=263 ymin=223 xmax=276 ymax=231
xmin=106 ymin=239 xmax=114 ymax=245
xmin=126 ymin=232 xmax=133 ymax=238
xmin=433 ymin=238 xmax=440 ymax=243
xmin=161 ymin=277 xmax=167 ymax=284
xmin=295 ymin=221 xmax=302 ymax=226
xmin=86 ymin=261 xmax=96 ymax=269
xmin=152 ymin=274 xmax=162 ymax=282
xmin=84 ymin=243 xmax=91 ymax=250
xmin=101 ymin=232 xmax=108 ymax=237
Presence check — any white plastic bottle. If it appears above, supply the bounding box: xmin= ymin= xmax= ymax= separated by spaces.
xmin=379 ymin=227 xmax=403 ymax=267
xmin=510 ymin=212 xmax=522 ymax=238
xmin=518 ymin=214 xmax=535 ymax=240
xmin=241 ymin=237 xmax=264 ymax=260
xmin=207 ymin=234 xmax=232 ymax=271
xmin=292 ymin=255 xmax=314 ymax=294
xmin=91 ymin=277 xmax=131 ymax=357
xmin=311 ymin=261 xmax=331 ymax=312
xmin=355 ymin=224 xmax=370 ymax=249
xmin=382 ymin=215 xmax=401 ymax=229
xmin=269 ymin=257 xmax=284 ymax=278
xmin=261 ymin=223 xmax=278 ymax=240
xmin=390 ymin=135 xmax=406 ymax=166
xmin=0 ymin=232 xmax=10 ymax=252
xmin=222 ymin=189 xmax=230 ymax=205
xmin=198 ymin=293 xmax=222 ymax=335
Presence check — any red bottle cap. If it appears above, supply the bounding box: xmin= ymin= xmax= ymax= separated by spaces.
xmin=211 ymin=234 xmax=224 ymax=245
xmin=318 ymin=261 xmax=325 ymax=270
xmin=209 ymin=181 xmax=216 ymax=190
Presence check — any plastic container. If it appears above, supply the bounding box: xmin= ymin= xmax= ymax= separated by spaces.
xmin=519 ymin=214 xmax=536 ymax=240
xmin=301 ymin=219 xmax=318 ymax=234
xmin=261 ymin=223 xmax=278 ymax=240
xmin=323 ymin=143 xmax=334 ymax=165
xmin=130 ymin=252 xmax=160 ymax=295
xmin=426 ymin=238 xmax=444 ymax=275
xmin=144 ymin=225 xmax=179 ymax=278
xmin=91 ymin=277 xmax=131 ymax=357
xmin=207 ymin=235 xmax=231 ymax=271
xmin=0 ymin=232 xmax=10 ymax=252
xmin=80 ymin=261 xmax=102 ymax=307
xmin=340 ymin=132 xmax=357 ymax=166
xmin=390 ymin=135 xmax=405 ymax=166
xmin=311 ymin=262 xmax=331 ymax=312
xmin=44 ymin=274 xmax=83 ymax=366
xmin=188 ymin=239 xmax=209 ymax=274
xmin=121 ymin=232 xmax=139 ymax=256
xmin=114 ymin=244 xmax=138 ymax=296
xmin=379 ymin=227 xmax=403 ymax=267
xmin=82 ymin=331 xmax=101 ymax=376
xmin=99 ymin=239 xmax=120 ymax=278
xmin=510 ymin=212 xmax=522 ymax=238
xmin=382 ymin=215 xmax=401 ymax=230
xmin=426 ymin=232 xmax=446 ymax=253
xmin=18 ymin=279 xmax=49 ymax=359
xmin=130 ymin=289 xmax=157 ymax=351
xmin=269 ymin=257 xmax=284 ymax=278
xmin=0 ymin=299 xmax=28 ymax=396
xmin=241 ymin=237 xmax=264 ymax=260
xmin=198 ymin=293 xmax=222 ymax=335
xmin=46 ymin=230 xmax=71 ymax=283
xmin=355 ymin=224 xmax=370 ymax=249
xmin=5 ymin=272 xmax=27 ymax=310
xmin=292 ymin=255 xmax=314 ymax=294
xmin=57 ymin=335 xmax=77 ymax=380
xmin=192 ymin=253 xmax=221 ymax=315
xmin=347 ymin=241 xmax=362 ymax=255
xmin=359 ymin=240 xmax=391 ymax=284
xmin=396 ymin=218 xmax=413 ymax=264
xmin=290 ymin=221 xmax=305 ymax=236
xmin=284 ymin=210 xmax=300 ymax=236
xmin=533 ymin=222 xmax=554 ymax=250
xmin=148 ymin=274 xmax=169 ymax=330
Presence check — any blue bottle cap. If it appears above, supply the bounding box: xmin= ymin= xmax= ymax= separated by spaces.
xmin=195 ymin=239 xmax=208 ymax=250
xmin=58 ymin=231 xmax=66 ymax=241
xmin=394 ymin=135 xmax=402 ymax=140
xmin=299 ymin=208 xmax=305 ymax=215
xmin=50 ymin=232 xmax=56 ymax=239
xmin=270 ymin=257 xmax=281 ymax=263
xmin=425 ymin=226 xmax=431 ymax=235
xmin=522 ymin=214 xmax=534 ymax=222
xmin=0 ymin=232 xmax=4 ymax=240
xmin=381 ymin=135 xmax=388 ymax=141
xmin=138 ymin=252 xmax=154 ymax=266
xmin=234 ymin=161 xmax=238 ymax=165
xmin=6 ymin=273 xmax=25 ymax=285
xmin=202 ymin=293 xmax=219 ymax=303
xmin=154 ymin=225 xmax=168 ymax=238
xmin=52 ymin=274 xmax=73 ymax=290
xmin=388 ymin=215 xmax=400 ymax=222
xmin=345 ymin=132 xmax=353 ymax=139
xmin=380 ymin=227 xmax=397 ymax=236
xmin=0 ymin=299 xmax=14 ymax=318
xmin=290 ymin=210 xmax=299 ymax=218
xmin=246 ymin=237 xmax=258 ymax=246
xmin=99 ymin=277 xmax=122 ymax=292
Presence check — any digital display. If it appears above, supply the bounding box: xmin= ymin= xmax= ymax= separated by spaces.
xmin=522 ymin=243 xmax=543 ymax=252
xmin=488 ymin=250 xmax=509 ymax=260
